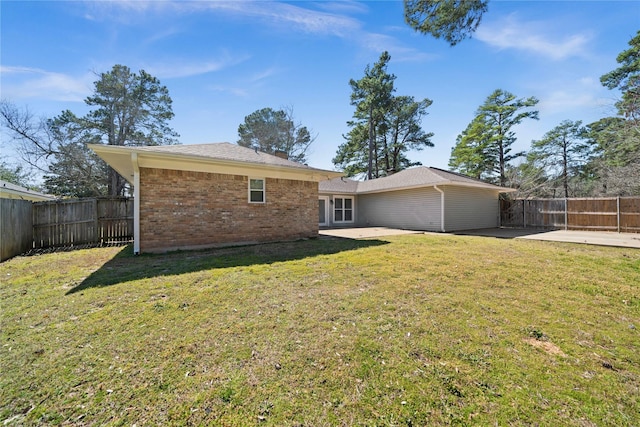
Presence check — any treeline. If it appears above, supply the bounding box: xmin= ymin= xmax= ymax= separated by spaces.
xmin=335 ymin=31 xmax=639 ymax=198
xmin=0 ymin=67 xmax=314 ymax=198
xmin=464 ymin=31 xmax=639 ymax=198
xmin=2 ymin=31 xmax=637 ymax=199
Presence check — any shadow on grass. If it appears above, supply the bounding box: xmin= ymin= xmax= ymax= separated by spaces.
xmin=449 ymin=227 xmax=555 ymax=239
xmin=67 ymin=237 xmax=388 ymax=295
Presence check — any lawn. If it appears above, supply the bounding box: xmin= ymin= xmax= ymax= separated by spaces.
xmin=1 ymin=234 xmax=639 ymax=426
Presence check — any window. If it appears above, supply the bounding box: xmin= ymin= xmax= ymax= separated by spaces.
xmin=249 ymin=178 xmax=265 ymax=203
xmin=333 ymin=197 xmax=353 ymax=223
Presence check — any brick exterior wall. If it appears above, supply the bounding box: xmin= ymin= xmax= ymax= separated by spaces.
xmin=139 ymin=168 xmax=319 ymax=253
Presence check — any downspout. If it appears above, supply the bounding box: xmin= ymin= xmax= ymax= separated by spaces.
xmin=131 ymin=152 xmax=141 ymax=255
xmin=433 ymin=185 xmax=445 ymax=232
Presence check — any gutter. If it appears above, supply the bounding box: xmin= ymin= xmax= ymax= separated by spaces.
xmin=433 ymin=185 xmax=445 ymax=232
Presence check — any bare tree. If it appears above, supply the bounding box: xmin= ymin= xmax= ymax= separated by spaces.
xmin=1 ymin=101 xmax=56 ymax=172
xmin=1 ymin=65 xmax=178 ymax=197
xmin=1 ymin=101 xmax=108 ymax=196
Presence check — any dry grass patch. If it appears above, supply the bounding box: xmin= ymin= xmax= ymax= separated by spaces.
xmin=1 ymin=234 xmax=639 ymax=426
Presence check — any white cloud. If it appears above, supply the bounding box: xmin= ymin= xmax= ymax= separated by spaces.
xmin=578 ymin=77 xmax=601 ymax=90
xmin=84 ymin=1 xmax=361 ymax=37
xmin=359 ymin=33 xmax=435 ymax=62
xmin=82 ymin=1 xmax=429 ymax=60
xmin=314 ymin=1 xmax=369 ymax=15
xmin=143 ymin=27 xmax=183 ymax=46
xmin=180 ymin=1 xmax=361 ymax=38
xmin=523 ymin=69 xmax=616 ymax=119
xmin=538 ymin=91 xmax=602 ymax=115
xmin=476 ymin=14 xmax=592 ymax=60
xmin=82 ymin=0 xmax=157 ymax=22
xmin=206 ymin=84 xmax=250 ymax=98
xmin=249 ymin=67 xmax=281 ymax=83
xmin=0 ymin=66 xmax=92 ymax=102
xmin=144 ymin=53 xmax=251 ymax=79
xmin=204 ymin=65 xmax=282 ymax=98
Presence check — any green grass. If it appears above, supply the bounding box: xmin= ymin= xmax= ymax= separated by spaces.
xmin=1 ymin=234 xmax=639 ymax=426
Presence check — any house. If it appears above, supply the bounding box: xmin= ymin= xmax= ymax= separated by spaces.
xmin=90 ymin=143 xmax=342 ymax=254
xmin=0 ymin=180 xmax=56 ymax=202
xmin=318 ymin=167 xmax=516 ymax=232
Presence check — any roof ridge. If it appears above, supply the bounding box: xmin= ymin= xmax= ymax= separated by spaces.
xmin=427 ymin=166 xmax=491 ymax=184
xmin=319 ymin=166 xmax=514 ymax=193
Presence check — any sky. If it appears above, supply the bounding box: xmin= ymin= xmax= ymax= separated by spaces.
xmin=1 ymin=0 xmax=638 ymax=176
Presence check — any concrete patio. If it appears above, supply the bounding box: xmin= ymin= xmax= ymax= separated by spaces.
xmin=319 ymin=227 xmax=640 ymax=249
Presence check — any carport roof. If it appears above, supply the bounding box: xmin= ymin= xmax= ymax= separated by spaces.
xmin=319 ymin=166 xmax=516 ymax=194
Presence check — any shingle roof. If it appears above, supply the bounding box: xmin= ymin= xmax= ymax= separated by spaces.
xmin=133 ymin=142 xmax=316 ymax=171
xmin=319 ymin=166 xmax=514 ymax=194
xmin=90 ymin=142 xmax=343 ymax=184
xmin=316 ymin=176 xmax=360 ymax=193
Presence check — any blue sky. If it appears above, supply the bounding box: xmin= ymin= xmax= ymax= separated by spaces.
xmin=1 ymin=1 xmax=638 ymax=174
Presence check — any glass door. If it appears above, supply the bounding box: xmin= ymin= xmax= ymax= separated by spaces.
xmin=318 ymin=197 xmax=329 ymax=226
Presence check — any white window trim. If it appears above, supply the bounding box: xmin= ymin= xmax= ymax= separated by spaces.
xmin=333 ymin=196 xmax=354 ymax=223
xmin=248 ymin=177 xmax=266 ymax=203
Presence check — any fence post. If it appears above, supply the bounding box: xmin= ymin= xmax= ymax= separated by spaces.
xmin=523 ymin=200 xmax=526 ymax=228
xmin=93 ymin=198 xmax=100 ymax=244
xmin=617 ymin=196 xmax=621 ymax=233
xmin=564 ymin=198 xmax=568 ymax=230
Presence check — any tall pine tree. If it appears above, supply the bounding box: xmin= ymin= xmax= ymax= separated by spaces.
xmin=449 ymin=89 xmax=538 ymax=186
xmin=334 ymin=52 xmax=434 ymax=178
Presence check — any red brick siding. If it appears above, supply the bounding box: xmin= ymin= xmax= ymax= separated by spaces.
xmin=139 ymin=168 xmax=318 ymax=253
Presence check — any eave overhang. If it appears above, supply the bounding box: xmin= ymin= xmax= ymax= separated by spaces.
xmin=321 ymin=181 xmax=517 ymax=195
xmin=89 ymin=144 xmax=343 ymax=183
xmin=355 ymin=182 xmax=517 ymax=195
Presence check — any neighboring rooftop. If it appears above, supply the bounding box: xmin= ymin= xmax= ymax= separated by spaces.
xmin=0 ymin=180 xmax=56 ymax=202
xmin=319 ymin=166 xmax=515 ymax=194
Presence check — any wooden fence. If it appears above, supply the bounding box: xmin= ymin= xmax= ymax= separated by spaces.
xmin=32 ymin=197 xmax=134 ymax=249
xmin=501 ymin=197 xmax=640 ymax=233
xmin=1 ymin=197 xmax=134 ymax=261
xmin=1 ymin=199 xmax=34 ymax=262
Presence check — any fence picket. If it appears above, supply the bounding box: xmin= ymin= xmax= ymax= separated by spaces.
xmin=0 ymin=199 xmax=34 ymax=261
xmin=32 ymin=197 xmax=133 ymax=249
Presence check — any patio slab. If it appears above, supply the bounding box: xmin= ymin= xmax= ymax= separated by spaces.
xmin=319 ymin=227 xmax=422 ymax=239
xmin=514 ymin=229 xmax=640 ymax=248
xmin=320 ymin=227 xmax=640 ymax=249
xmin=449 ymin=228 xmax=640 ymax=249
